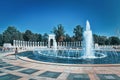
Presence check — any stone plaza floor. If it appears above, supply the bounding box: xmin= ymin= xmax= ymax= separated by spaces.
xmin=0 ymin=52 xmax=120 ymax=80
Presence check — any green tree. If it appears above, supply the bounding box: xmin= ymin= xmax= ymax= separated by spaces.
xmin=23 ymin=30 xmax=33 ymax=41
xmin=53 ymin=24 xmax=65 ymax=42
xmin=3 ymin=26 xmax=23 ymax=44
xmin=73 ymin=25 xmax=83 ymax=46
xmin=42 ymin=33 xmax=48 ymax=42
xmin=93 ymin=34 xmax=108 ymax=45
xmin=98 ymin=36 xmax=107 ymax=45
xmin=36 ymin=34 xmax=42 ymax=41
xmin=31 ymin=33 xmax=42 ymax=42
xmin=105 ymin=38 xmax=110 ymax=45
xmin=71 ymin=36 xmax=75 ymax=42
xmin=64 ymin=34 xmax=71 ymax=42
xmin=0 ymin=34 xmax=3 ymax=46
xmin=109 ymin=36 xmax=120 ymax=45
xmin=23 ymin=30 xmax=42 ymax=42
xmin=93 ymin=34 xmax=99 ymax=44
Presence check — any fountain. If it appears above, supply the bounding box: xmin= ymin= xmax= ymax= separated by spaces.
xmin=18 ymin=20 xmax=119 ymax=64
xmin=82 ymin=20 xmax=95 ymax=59
xmin=32 ymin=20 xmax=106 ymax=59
xmin=53 ymin=39 xmax=57 ymax=50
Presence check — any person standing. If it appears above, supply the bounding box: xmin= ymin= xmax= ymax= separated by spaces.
xmin=15 ymin=48 xmax=18 ymax=59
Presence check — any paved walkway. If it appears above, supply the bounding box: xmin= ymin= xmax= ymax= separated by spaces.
xmin=0 ymin=52 xmax=120 ymax=80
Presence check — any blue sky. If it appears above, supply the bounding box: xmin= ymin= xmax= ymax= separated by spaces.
xmin=0 ymin=0 xmax=120 ymax=37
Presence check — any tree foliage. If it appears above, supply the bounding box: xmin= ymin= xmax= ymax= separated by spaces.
xmin=93 ymin=34 xmax=108 ymax=45
xmin=93 ymin=34 xmax=120 ymax=45
xmin=0 ymin=34 xmax=3 ymax=46
xmin=3 ymin=26 xmax=23 ymax=44
xmin=23 ymin=30 xmax=33 ymax=41
xmin=23 ymin=30 xmax=43 ymax=42
xmin=73 ymin=25 xmax=83 ymax=41
xmin=0 ymin=25 xmax=120 ymax=46
xmin=64 ymin=34 xmax=71 ymax=42
xmin=73 ymin=25 xmax=83 ymax=46
xmin=109 ymin=36 xmax=120 ymax=45
xmin=53 ymin=24 xmax=65 ymax=42
xmin=93 ymin=34 xmax=99 ymax=43
xmin=42 ymin=33 xmax=48 ymax=42
xmin=98 ymin=36 xmax=107 ymax=45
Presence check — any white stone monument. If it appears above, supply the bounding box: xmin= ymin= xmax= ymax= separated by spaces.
xmin=48 ymin=34 xmax=57 ymax=49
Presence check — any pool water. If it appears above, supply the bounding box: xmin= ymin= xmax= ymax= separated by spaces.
xmin=18 ymin=51 xmax=120 ymax=64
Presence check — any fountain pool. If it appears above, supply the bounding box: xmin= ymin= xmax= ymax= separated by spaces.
xmin=18 ymin=20 xmax=120 ymax=64
xmin=18 ymin=50 xmax=120 ymax=64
